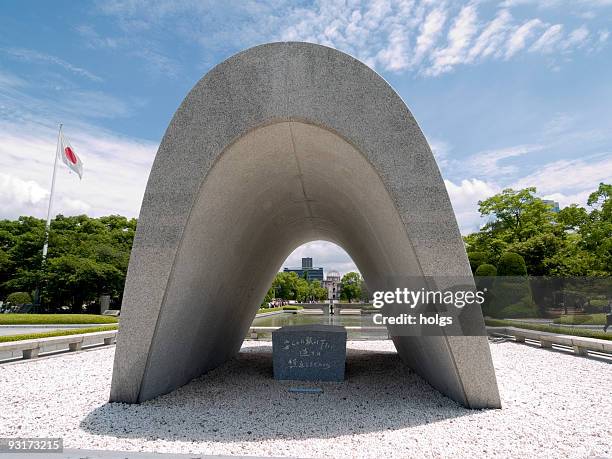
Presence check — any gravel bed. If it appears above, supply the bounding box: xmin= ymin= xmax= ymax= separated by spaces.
xmin=0 ymin=340 xmax=610 ymax=458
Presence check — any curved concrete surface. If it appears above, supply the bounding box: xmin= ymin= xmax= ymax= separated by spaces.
xmin=110 ymin=42 xmax=501 ymax=408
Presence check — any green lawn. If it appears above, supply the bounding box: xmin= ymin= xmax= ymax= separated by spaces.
xmin=0 ymin=314 xmax=118 ymax=325
xmin=485 ymin=319 xmax=611 ymax=341
xmin=553 ymin=314 xmax=606 ymax=326
xmin=0 ymin=325 xmax=118 ymax=343
xmin=257 ymin=305 xmax=303 ymax=314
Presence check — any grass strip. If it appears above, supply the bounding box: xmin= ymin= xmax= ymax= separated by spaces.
xmin=0 ymin=314 xmax=118 ymax=325
xmin=553 ymin=314 xmax=606 ymax=326
xmin=485 ymin=318 xmax=611 ymax=341
xmin=257 ymin=306 xmax=304 ymax=314
xmin=0 ymin=325 xmax=118 ymax=343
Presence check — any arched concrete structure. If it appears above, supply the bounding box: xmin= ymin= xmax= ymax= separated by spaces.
xmin=110 ymin=42 xmax=501 ymax=409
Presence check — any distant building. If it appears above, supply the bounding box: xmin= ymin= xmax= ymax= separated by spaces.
xmin=542 ymin=199 xmax=560 ymax=213
xmin=283 ymin=257 xmax=324 ymax=282
xmin=322 ymin=270 xmax=342 ymax=300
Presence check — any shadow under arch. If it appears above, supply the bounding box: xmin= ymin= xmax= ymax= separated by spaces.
xmin=110 ymin=42 xmax=500 ymax=409
xmin=84 ymin=346 xmax=476 ymax=442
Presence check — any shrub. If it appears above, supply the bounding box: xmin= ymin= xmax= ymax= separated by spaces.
xmin=584 ymin=298 xmax=609 ymax=313
xmin=0 ymin=314 xmax=118 ymax=325
xmin=0 ymin=325 xmax=117 ymax=343
xmin=553 ymin=314 xmax=606 ymax=326
xmin=6 ymin=292 xmax=32 ymax=305
xmin=487 ymin=276 xmax=538 ymax=318
xmin=497 ymin=252 xmax=527 ymax=276
xmin=485 ymin=319 xmax=611 ymax=341
xmin=475 ymin=263 xmax=497 ymax=276
xmin=499 ymin=296 xmax=538 ymax=318
xmin=467 ymin=252 xmax=488 ymax=273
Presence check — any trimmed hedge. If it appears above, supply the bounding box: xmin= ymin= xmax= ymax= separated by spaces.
xmin=0 ymin=314 xmax=118 ymax=325
xmin=485 ymin=319 xmax=611 ymax=341
xmin=467 ymin=251 xmax=488 ymax=273
xmin=585 ymin=299 xmax=609 ymax=314
xmin=553 ymin=314 xmax=606 ymax=326
xmin=497 ymin=252 xmax=527 ymax=276
xmin=256 ymin=305 xmax=303 ymax=314
xmin=475 ymin=263 xmax=497 ymax=276
xmin=257 ymin=306 xmax=283 ymax=313
xmin=0 ymin=325 xmax=118 ymax=343
xmin=486 ymin=277 xmax=537 ymax=318
xmin=6 ymin=292 xmax=32 ymax=305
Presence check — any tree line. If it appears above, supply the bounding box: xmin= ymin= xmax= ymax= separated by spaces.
xmin=0 ymin=215 xmax=136 ymax=312
xmin=261 ymin=271 xmax=364 ymax=306
xmin=464 ymin=183 xmax=610 ymax=277
xmin=0 ymin=183 xmax=608 ymax=313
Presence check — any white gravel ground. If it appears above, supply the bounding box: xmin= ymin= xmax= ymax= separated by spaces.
xmin=0 ymin=340 xmax=610 ymax=458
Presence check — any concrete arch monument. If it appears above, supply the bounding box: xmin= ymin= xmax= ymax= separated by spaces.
xmin=110 ymin=42 xmax=501 ymax=409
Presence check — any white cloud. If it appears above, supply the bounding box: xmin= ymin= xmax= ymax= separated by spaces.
xmin=282 ymin=241 xmax=358 ymax=276
xmin=530 ymin=24 xmax=564 ymax=53
xmin=427 ymin=4 xmax=479 ymax=76
xmin=376 ymin=25 xmax=411 ymax=71
xmin=467 ymin=144 xmax=545 ymax=177
xmin=444 ymin=178 xmax=499 ymax=234
xmin=412 ymin=6 xmax=447 ymax=66
xmin=0 ymin=70 xmax=26 ymax=89
xmin=2 ymin=48 xmax=102 ymax=83
xmin=92 ymin=0 xmax=610 ymax=78
xmin=505 ymin=19 xmax=543 ymax=59
xmin=0 ymin=121 xmax=157 ymax=220
xmin=563 ymin=26 xmax=590 ymax=49
xmin=467 ymin=9 xmax=512 ymax=60
xmin=442 ymin=154 xmax=612 ymax=234
xmin=0 ymin=173 xmax=48 ymax=216
xmin=512 ymin=154 xmax=612 ymax=198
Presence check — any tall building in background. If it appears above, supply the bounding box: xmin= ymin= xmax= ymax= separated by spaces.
xmin=542 ymin=199 xmax=560 ymax=213
xmin=283 ymin=257 xmax=323 ymax=282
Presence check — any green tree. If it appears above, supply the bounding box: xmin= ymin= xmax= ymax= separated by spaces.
xmin=340 ymin=272 xmax=362 ymax=303
xmin=271 ymin=271 xmax=299 ymax=300
xmin=264 ymin=272 xmax=329 ymax=303
xmin=295 ymin=277 xmax=310 ymax=302
xmin=0 ymin=214 xmax=136 ymax=311
xmin=308 ymin=280 xmax=328 ymax=301
xmin=556 ymin=205 xmax=588 ymax=232
xmin=580 ymin=183 xmax=612 ymax=273
xmin=464 ymin=185 xmax=612 ymax=276
xmin=478 ymin=187 xmax=555 ymax=243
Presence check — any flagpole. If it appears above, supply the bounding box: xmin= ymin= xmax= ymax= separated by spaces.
xmin=41 ymin=124 xmax=62 ymax=262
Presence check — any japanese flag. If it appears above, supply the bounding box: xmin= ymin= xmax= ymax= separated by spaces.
xmin=59 ymin=131 xmax=83 ymax=179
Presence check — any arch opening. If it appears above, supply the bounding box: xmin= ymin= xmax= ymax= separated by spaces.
xmin=136 ymin=121 xmax=422 ymax=400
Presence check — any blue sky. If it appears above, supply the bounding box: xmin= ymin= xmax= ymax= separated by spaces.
xmin=1 ymin=0 xmax=611 ymax=273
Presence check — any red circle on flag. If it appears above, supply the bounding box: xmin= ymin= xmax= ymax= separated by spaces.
xmin=65 ymin=147 xmax=78 ymax=164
